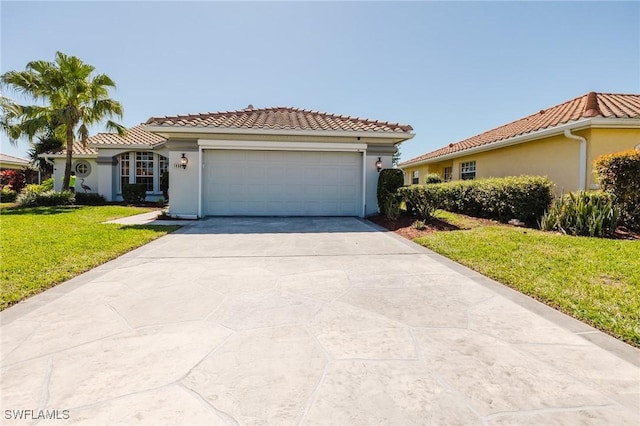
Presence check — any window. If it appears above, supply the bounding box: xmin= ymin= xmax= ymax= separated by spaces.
xmin=120 ymin=153 xmax=130 ymax=191
xmin=443 ymin=166 xmax=452 ymax=182
xmin=118 ymin=152 xmax=168 ymax=193
xmin=136 ymin=152 xmax=154 ymax=192
xmin=460 ymin=161 xmax=476 ymax=180
xmin=412 ymin=171 xmax=419 ymax=184
xmin=74 ymin=160 xmax=91 ymax=178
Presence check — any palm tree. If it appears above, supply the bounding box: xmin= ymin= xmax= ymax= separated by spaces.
xmin=0 ymin=51 xmax=126 ymax=190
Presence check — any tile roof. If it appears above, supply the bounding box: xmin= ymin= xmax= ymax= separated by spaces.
xmin=145 ymin=106 xmax=413 ymax=133
xmin=44 ymin=125 xmax=164 ymax=156
xmin=401 ymin=92 xmax=640 ymax=166
xmin=46 ymin=141 xmax=97 ymax=156
xmin=89 ymin=124 xmax=165 ymax=146
xmin=0 ymin=153 xmax=30 ymax=165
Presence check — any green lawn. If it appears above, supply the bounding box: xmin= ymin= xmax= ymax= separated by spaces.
xmin=1 ymin=205 xmax=179 ymax=310
xmin=415 ymin=215 xmax=640 ymax=346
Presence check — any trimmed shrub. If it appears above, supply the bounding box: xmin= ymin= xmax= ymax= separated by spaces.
xmin=122 ymin=183 xmax=147 ymax=204
xmin=424 ymin=173 xmax=442 ymax=184
xmin=16 ymin=188 xmax=75 ymax=207
xmin=398 ymin=176 xmax=554 ymax=224
xmin=540 ymin=191 xmax=620 ymax=237
xmin=74 ymin=192 xmax=106 ymax=205
xmin=594 ymin=149 xmax=640 ymax=231
xmin=160 ymin=171 xmax=169 ymax=199
xmin=397 ymin=184 xmax=443 ymax=220
xmin=377 ymin=169 xmax=404 ymax=219
xmin=0 ymin=187 xmax=17 ymax=202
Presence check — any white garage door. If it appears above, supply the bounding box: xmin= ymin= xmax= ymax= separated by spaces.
xmin=202 ymin=150 xmax=363 ymax=216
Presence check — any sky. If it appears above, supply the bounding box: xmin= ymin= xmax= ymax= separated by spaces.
xmin=1 ymin=1 xmax=639 ymax=163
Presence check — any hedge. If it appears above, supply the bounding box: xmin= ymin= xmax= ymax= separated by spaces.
xmin=594 ymin=149 xmax=640 ymax=231
xmin=377 ymin=169 xmax=404 ymax=220
xmin=398 ymin=175 xmax=554 ymax=224
xmin=16 ymin=189 xmax=75 ymax=207
xmin=122 ymin=183 xmax=147 ymax=204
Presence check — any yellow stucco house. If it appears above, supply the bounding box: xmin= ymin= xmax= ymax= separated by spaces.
xmin=400 ymin=92 xmax=640 ymax=193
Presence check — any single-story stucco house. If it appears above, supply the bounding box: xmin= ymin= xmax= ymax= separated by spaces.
xmin=399 ymin=92 xmax=640 ymax=193
xmin=0 ymin=153 xmax=30 ymax=170
xmin=43 ymin=106 xmax=414 ymax=218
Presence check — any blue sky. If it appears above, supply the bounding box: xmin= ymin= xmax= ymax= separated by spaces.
xmin=1 ymin=1 xmax=638 ymax=162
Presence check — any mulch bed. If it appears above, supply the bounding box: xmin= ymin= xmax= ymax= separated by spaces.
xmin=368 ymin=213 xmax=639 ymax=240
xmin=368 ymin=214 xmax=460 ymax=240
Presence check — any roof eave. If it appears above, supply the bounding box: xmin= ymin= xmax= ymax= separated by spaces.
xmin=143 ymin=125 xmax=415 ymax=143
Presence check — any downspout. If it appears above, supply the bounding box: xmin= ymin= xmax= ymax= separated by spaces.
xmin=563 ymin=129 xmax=587 ymax=191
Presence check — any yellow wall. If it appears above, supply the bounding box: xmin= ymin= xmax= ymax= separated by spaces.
xmin=402 ymin=127 xmax=639 ymax=194
xmin=401 ymin=161 xmax=452 ymax=185
xmin=587 ymin=128 xmax=640 ymax=188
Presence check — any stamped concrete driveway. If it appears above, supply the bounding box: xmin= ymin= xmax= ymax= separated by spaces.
xmin=1 ymin=217 xmax=639 ymax=425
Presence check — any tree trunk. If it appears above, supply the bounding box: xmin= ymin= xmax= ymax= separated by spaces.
xmin=61 ymin=127 xmax=74 ymax=191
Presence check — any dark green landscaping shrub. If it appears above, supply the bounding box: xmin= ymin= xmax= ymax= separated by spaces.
xmin=377 ymin=169 xmax=404 ymax=219
xmin=74 ymin=192 xmax=106 ymax=205
xmin=16 ymin=188 xmax=75 ymax=207
xmin=397 ymin=184 xmax=443 ymax=220
xmin=594 ymin=149 xmax=640 ymax=231
xmin=122 ymin=183 xmax=147 ymax=204
xmin=160 ymin=171 xmax=169 ymax=199
xmin=399 ymin=176 xmax=553 ymax=224
xmin=424 ymin=173 xmax=442 ymax=184
xmin=540 ymin=191 xmax=620 ymax=237
xmin=0 ymin=187 xmax=17 ymax=202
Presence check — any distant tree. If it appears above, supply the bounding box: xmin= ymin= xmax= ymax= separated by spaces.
xmin=28 ymin=134 xmax=63 ymax=175
xmin=392 ymin=144 xmax=401 ymax=167
xmin=0 ymin=51 xmax=125 ymax=190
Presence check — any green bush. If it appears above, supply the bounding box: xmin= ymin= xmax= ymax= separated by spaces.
xmin=122 ymin=183 xmax=147 ymax=204
xmin=160 ymin=172 xmax=169 ymax=199
xmin=16 ymin=188 xmax=75 ymax=207
xmin=41 ymin=177 xmax=54 ymax=191
xmin=397 ymin=184 xmax=443 ymax=220
xmin=74 ymin=192 xmax=106 ymax=205
xmin=540 ymin=191 xmax=620 ymax=237
xmin=594 ymin=149 xmax=640 ymax=231
xmin=399 ymin=176 xmax=554 ymax=224
xmin=377 ymin=169 xmax=404 ymax=219
xmin=0 ymin=187 xmax=17 ymax=202
xmin=424 ymin=173 xmax=442 ymax=184
xmin=22 ymin=183 xmax=46 ymax=194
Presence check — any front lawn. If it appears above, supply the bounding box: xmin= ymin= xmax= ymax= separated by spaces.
xmin=412 ymin=217 xmax=640 ymax=347
xmin=0 ymin=205 xmax=179 ymax=310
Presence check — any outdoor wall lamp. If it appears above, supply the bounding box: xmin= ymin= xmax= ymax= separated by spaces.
xmin=375 ymin=157 xmax=383 ymax=172
xmin=180 ymin=153 xmax=188 ymax=169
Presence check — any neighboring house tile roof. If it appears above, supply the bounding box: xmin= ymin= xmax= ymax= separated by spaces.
xmin=44 ymin=125 xmax=164 ymax=156
xmin=401 ymin=92 xmax=640 ymax=166
xmin=146 ymin=106 xmax=414 ymax=133
xmin=0 ymin=153 xmax=30 ymax=167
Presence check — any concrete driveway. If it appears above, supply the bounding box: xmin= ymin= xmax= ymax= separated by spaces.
xmin=1 ymin=217 xmax=638 ymax=425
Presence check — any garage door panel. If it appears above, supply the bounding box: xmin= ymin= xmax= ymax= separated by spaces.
xmin=203 ymin=150 xmax=362 ymax=216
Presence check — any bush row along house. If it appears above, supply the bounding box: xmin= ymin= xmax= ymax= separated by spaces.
xmin=399 ymin=92 xmax=640 ymax=194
